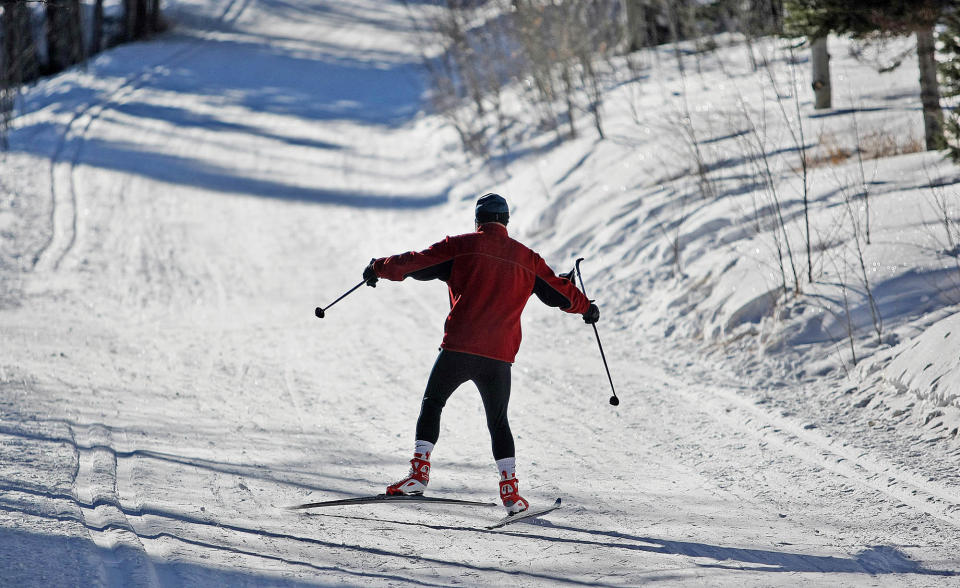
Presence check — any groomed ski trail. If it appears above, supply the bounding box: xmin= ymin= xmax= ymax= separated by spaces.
xmin=0 ymin=0 xmax=959 ymax=586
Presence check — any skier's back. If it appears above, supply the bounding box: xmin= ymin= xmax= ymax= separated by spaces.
xmin=364 ymin=193 xmax=600 ymax=513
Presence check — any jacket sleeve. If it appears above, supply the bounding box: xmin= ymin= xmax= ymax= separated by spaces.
xmin=531 ymin=255 xmax=591 ymax=314
xmin=372 ymin=237 xmax=458 ymax=282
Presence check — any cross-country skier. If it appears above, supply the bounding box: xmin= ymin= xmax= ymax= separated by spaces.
xmin=363 ymin=193 xmax=600 ymax=514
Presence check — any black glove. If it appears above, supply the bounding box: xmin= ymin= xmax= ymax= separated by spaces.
xmin=363 ymin=258 xmax=378 ymax=288
xmin=582 ymin=302 xmax=600 ymax=324
xmin=559 ymin=267 xmax=576 ymax=283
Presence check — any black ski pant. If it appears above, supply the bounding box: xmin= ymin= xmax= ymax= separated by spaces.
xmin=415 ymin=349 xmax=514 ymax=460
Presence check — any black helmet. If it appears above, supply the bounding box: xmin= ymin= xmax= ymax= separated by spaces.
xmin=475 ymin=193 xmax=509 ymax=225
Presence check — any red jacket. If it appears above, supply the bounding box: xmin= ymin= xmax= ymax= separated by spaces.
xmin=372 ymin=223 xmax=590 ymax=363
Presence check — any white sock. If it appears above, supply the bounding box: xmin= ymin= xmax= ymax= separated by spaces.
xmin=414 ymin=440 xmax=434 ymax=458
xmin=496 ymin=457 xmax=516 ymax=480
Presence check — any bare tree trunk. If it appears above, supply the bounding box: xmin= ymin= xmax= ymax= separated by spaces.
xmin=624 ymin=0 xmax=650 ymax=52
xmin=135 ymin=0 xmax=149 ymax=38
xmin=580 ymin=55 xmax=604 ymax=139
xmin=124 ymin=0 xmax=149 ymax=40
xmin=811 ymin=36 xmax=831 ymax=109
xmin=92 ymin=0 xmax=104 ymax=54
xmin=2 ymin=0 xmax=39 ymax=84
xmin=916 ymin=25 xmax=945 ymax=150
xmin=46 ymin=0 xmax=85 ymax=73
xmin=666 ymin=1 xmax=685 ymax=74
xmin=2 ymin=0 xmax=40 ymax=147
xmin=123 ymin=0 xmax=133 ymax=40
xmin=753 ymin=0 xmax=783 ymax=34
xmin=560 ymin=63 xmax=576 ymax=139
xmin=149 ymin=0 xmax=162 ymax=33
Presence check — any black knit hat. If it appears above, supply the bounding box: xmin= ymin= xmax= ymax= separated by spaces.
xmin=475 ymin=193 xmax=509 ymax=225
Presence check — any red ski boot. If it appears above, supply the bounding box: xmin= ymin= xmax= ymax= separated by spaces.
xmin=386 ymin=453 xmax=430 ymax=496
xmin=499 ymin=473 xmax=529 ymax=515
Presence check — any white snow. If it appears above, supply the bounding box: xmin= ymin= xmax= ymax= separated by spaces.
xmin=2 ymin=0 xmax=960 ymax=585
xmin=885 ymin=311 xmax=960 ymax=415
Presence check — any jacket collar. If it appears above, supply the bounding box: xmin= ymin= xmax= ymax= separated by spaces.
xmin=477 ymin=222 xmax=508 ymax=236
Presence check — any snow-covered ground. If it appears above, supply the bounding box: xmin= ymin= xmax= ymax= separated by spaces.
xmin=2 ymin=0 xmax=960 ymax=585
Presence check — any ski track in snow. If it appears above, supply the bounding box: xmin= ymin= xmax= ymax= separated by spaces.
xmin=31 ymin=0 xmax=255 ymax=274
xmin=70 ymin=422 xmax=162 ymax=587
xmin=2 ymin=0 xmax=960 ymax=586
xmin=681 ymin=377 xmax=960 ymax=528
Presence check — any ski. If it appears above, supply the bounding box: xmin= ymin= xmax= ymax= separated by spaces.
xmin=286 ymin=494 xmax=497 ymax=510
xmin=486 ymin=497 xmax=561 ymax=529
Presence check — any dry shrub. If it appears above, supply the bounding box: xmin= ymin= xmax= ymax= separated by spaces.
xmin=808 ymin=129 xmax=924 ymax=169
xmin=809 ymin=131 xmax=852 ymax=168
xmin=860 ymin=129 xmax=924 ymax=159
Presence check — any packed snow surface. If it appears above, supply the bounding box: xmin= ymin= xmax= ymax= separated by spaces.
xmin=2 ymin=0 xmax=960 ymax=585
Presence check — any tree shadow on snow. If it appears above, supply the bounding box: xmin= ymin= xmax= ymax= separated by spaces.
xmin=310 ymin=509 xmax=958 ymax=578
xmin=1 ymin=414 xmax=537 ymax=584
xmin=74 ymin=137 xmax=450 ymax=208
xmin=141 ymin=38 xmax=424 ymax=126
xmin=107 ymin=101 xmax=347 ymax=152
xmin=6 ymin=29 xmax=450 ymax=211
xmin=0 ymin=522 xmax=446 ymax=587
xmin=807 ymin=106 xmax=891 ymax=119
xmin=0 ymin=418 xmax=379 ymax=498
xmin=0 ymin=494 xmax=592 ymax=587
xmin=534 ymin=522 xmax=958 ymax=576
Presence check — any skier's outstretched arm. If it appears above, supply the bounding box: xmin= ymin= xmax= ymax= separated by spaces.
xmin=367 ymin=237 xmax=459 ymax=283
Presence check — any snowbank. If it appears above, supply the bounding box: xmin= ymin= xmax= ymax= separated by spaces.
xmin=458 ymin=34 xmax=960 ymax=433
xmin=885 ymin=311 xmax=960 ymax=411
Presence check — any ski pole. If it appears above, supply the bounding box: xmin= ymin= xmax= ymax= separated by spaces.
xmin=315 ymin=279 xmax=366 ymax=319
xmin=574 ymin=258 xmax=620 ymax=406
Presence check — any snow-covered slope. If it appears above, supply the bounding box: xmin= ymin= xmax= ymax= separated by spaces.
xmin=467 ymin=30 xmax=960 ymax=523
xmin=1 ymin=0 xmax=960 ymax=585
